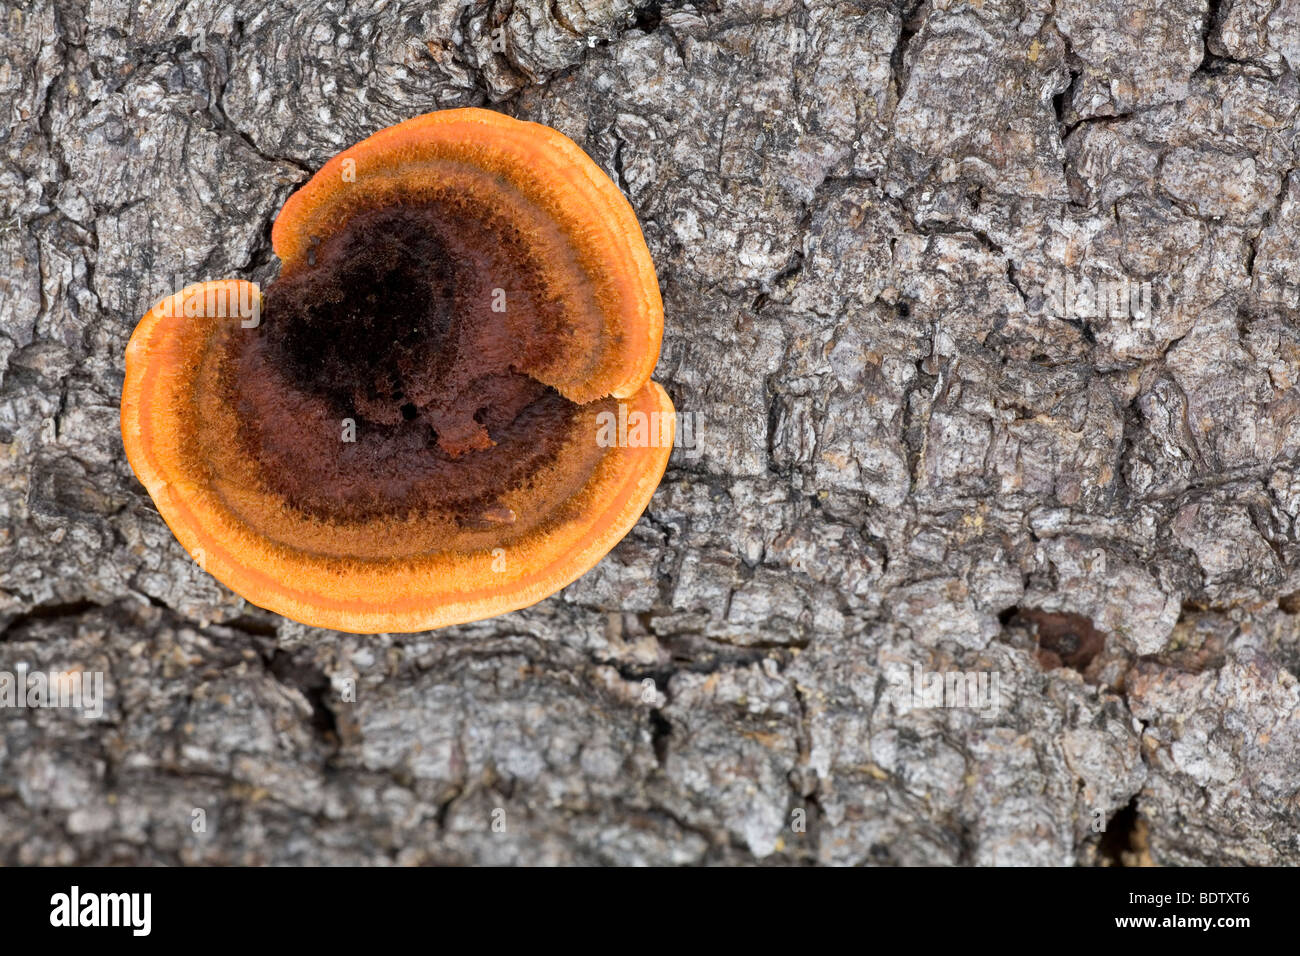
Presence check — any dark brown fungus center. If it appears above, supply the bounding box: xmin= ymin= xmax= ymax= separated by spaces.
xmin=214 ymin=203 xmax=612 ymax=524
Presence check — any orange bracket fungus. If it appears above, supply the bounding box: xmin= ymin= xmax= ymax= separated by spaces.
xmin=121 ymin=108 xmax=673 ymax=633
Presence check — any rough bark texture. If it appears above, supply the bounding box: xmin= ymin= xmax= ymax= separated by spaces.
xmin=3 ymin=0 xmax=1300 ymax=865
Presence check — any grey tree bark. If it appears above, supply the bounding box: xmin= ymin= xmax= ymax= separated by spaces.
xmin=2 ymin=0 xmax=1299 ymax=864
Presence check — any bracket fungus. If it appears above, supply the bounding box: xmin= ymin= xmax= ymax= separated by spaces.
xmin=120 ymin=108 xmax=673 ymax=633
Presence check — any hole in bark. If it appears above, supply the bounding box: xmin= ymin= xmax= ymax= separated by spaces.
xmin=1098 ymin=797 xmax=1150 ymax=867
xmin=634 ymin=1 xmax=662 ymax=32
xmin=266 ymin=650 xmax=339 ymax=742
xmin=1008 ymin=608 xmax=1107 ymax=673
xmin=649 ymin=708 xmax=672 ymax=765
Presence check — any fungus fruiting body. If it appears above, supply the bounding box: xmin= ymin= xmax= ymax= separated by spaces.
xmin=121 ymin=109 xmax=673 ymax=633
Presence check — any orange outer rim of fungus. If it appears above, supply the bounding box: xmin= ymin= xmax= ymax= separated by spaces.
xmin=120 ymin=109 xmax=673 ymax=634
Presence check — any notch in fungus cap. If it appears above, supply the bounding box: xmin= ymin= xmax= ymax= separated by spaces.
xmin=120 ymin=108 xmax=674 ymax=633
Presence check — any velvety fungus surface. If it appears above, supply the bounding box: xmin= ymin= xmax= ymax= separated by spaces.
xmin=121 ymin=109 xmax=672 ymax=633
